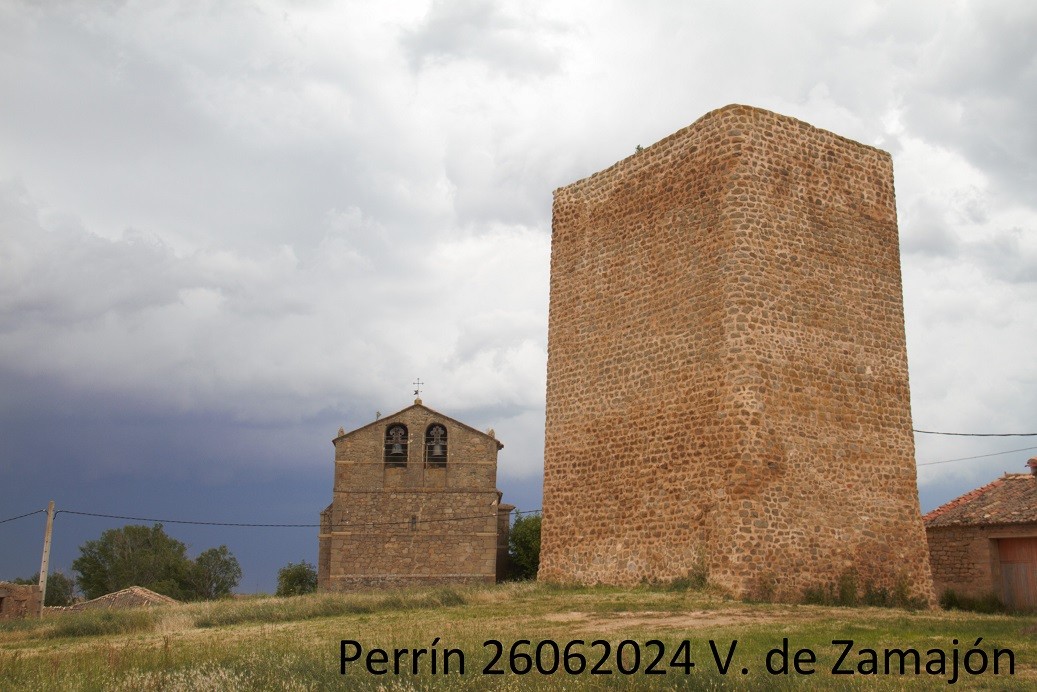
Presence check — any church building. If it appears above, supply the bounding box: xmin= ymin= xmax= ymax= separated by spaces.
xmin=318 ymin=399 xmax=513 ymax=590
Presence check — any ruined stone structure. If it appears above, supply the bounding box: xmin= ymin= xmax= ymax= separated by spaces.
xmin=539 ymin=104 xmax=934 ymax=603
xmin=925 ymin=460 xmax=1037 ymax=610
xmin=0 ymin=581 xmax=40 ymax=619
xmin=50 ymin=586 xmax=178 ymax=612
xmin=319 ymin=400 xmax=513 ymax=590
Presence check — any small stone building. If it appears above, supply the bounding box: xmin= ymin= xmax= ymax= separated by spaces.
xmin=0 ymin=581 xmax=40 ymax=619
xmin=318 ymin=400 xmax=513 ymax=590
xmin=925 ymin=459 xmax=1037 ymax=610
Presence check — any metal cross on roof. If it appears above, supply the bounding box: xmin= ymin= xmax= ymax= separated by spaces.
xmin=413 ymin=378 xmax=423 ymax=398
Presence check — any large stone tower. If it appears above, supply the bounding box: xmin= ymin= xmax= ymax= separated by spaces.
xmin=539 ymin=105 xmax=934 ymax=603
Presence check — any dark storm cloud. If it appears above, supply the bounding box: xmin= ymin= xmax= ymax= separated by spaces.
xmin=0 ymin=173 xmax=548 ymax=454
xmin=2 ymin=1 xmax=1036 ymax=590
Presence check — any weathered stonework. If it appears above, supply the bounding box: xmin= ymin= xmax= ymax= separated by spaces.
xmin=925 ymin=468 xmax=1037 ymax=609
xmin=927 ymin=524 xmax=1037 ymax=604
xmin=540 ymin=104 xmax=934 ymax=603
xmin=0 ymin=581 xmax=40 ymax=619
xmin=319 ymin=401 xmax=513 ymax=590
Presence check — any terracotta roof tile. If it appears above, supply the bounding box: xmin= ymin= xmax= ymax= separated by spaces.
xmin=924 ymin=473 xmax=1037 ymax=528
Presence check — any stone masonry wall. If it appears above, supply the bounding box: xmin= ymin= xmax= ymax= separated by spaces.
xmin=540 ymin=104 xmax=934 ymax=603
xmin=496 ymin=503 xmax=515 ymax=581
xmin=319 ymin=403 xmax=506 ymax=590
xmin=0 ymin=582 xmax=40 ymax=619
xmin=927 ymin=524 xmax=1037 ymax=601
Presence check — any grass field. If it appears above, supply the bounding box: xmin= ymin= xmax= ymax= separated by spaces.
xmin=1 ymin=582 xmax=1035 ymax=690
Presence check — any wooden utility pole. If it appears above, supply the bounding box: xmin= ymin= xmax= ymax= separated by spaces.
xmin=37 ymin=500 xmax=55 ymax=618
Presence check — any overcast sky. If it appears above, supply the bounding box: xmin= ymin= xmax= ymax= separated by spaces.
xmin=2 ymin=0 xmax=1035 ymax=593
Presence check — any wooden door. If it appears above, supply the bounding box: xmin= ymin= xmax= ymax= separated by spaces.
xmin=998 ymin=537 xmax=1037 ymax=610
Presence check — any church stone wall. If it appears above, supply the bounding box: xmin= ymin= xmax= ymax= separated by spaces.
xmin=496 ymin=503 xmax=515 ymax=581
xmin=539 ymin=104 xmax=934 ymax=603
xmin=319 ymin=404 xmax=508 ymax=590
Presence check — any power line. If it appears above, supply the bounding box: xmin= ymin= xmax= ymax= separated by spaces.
xmin=57 ymin=510 xmax=317 ymax=528
xmin=7 ymin=506 xmax=543 ymax=531
xmin=55 ymin=508 xmax=540 ymax=530
xmin=0 ymin=508 xmax=46 ymax=524
xmin=914 ymin=429 xmax=1037 ymax=437
xmin=918 ymin=444 xmax=1037 ymax=467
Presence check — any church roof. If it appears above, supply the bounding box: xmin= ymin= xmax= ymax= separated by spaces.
xmin=333 ymin=400 xmax=504 ymax=449
xmin=924 ymin=472 xmax=1037 ymax=528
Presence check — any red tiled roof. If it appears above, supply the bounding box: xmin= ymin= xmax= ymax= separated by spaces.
xmin=924 ymin=473 xmax=1037 ymax=528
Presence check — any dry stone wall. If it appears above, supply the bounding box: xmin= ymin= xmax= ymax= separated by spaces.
xmin=0 ymin=582 xmax=40 ymax=619
xmin=319 ymin=403 xmax=511 ymax=590
xmin=540 ymin=104 xmax=934 ymax=603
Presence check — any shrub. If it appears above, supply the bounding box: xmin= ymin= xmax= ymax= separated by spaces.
xmin=276 ymin=561 xmax=318 ymax=597
xmin=746 ymin=571 xmax=777 ymax=602
xmin=939 ymin=589 xmax=1007 ymax=614
xmin=191 ymin=546 xmax=242 ymax=599
xmin=508 ymin=513 xmax=541 ymax=580
xmin=837 ymin=569 xmax=859 ymax=606
xmin=663 ymin=559 xmax=709 ymax=592
xmin=801 ymin=571 xmax=926 ymax=610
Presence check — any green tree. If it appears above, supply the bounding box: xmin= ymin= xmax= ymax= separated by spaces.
xmin=72 ymin=525 xmax=245 ymax=601
xmin=72 ymin=524 xmax=193 ymax=600
xmin=508 ymin=513 xmax=541 ymax=580
xmin=13 ymin=571 xmax=77 ymax=607
xmin=191 ymin=546 xmax=242 ymax=599
xmin=276 ymin=560 xmax=317 ymax=596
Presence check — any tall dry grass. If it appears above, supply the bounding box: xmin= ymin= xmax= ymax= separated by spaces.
xmin=1 ymin=581 xmax=1034 ymax=690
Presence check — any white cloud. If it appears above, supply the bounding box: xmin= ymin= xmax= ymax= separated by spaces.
xmin=0 ymin=0 xmax=1034 ymax=499
xmin=403 ymin=0 xmax=568 ymax=76
xmin=0 ymin=176 xmax=549 ymax=473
